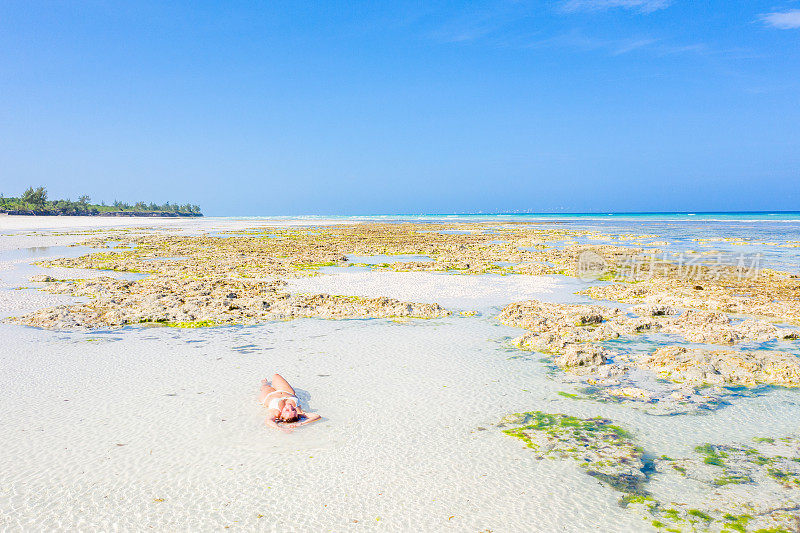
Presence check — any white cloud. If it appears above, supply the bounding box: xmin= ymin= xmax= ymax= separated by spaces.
xmin=612 ymin=38 xmax=659 ymax=54
xmin=561 ymin=0 xmax=672 ymax=13
xmin=522 ymin=28 xmax=710 ymax=57
xmin=760 ymin=9 xmax=800 ymax=29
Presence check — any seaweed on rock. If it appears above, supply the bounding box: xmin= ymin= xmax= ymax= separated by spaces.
xmin=499 ymin=411 xmax=649 ymax=500
xmin=501 ymin=411 xmax=800 ymax=532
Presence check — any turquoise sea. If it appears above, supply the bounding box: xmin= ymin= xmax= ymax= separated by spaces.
xmin=213 ymin=211 xmax=800 ymax=222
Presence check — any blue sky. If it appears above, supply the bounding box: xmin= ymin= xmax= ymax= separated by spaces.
xmin=1 ymin=1 xmax=798 ymax=215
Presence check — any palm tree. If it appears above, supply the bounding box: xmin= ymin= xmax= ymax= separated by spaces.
xmin=22 ymin=186 xmax=47 ymax=207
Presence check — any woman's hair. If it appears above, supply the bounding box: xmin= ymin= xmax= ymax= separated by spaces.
xmin=279 ymin=414 xmax=299 ymax=423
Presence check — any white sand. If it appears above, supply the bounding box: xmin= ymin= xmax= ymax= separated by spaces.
xmin=3 ymin=219 xmax=799 ymax=532
xmin=0 ymin=215 xmax=355 ymax=233
xmin=287 ymin=269 xmax=581 ymax=311
xmin=0 ymin=214 xmax=186 ymax=232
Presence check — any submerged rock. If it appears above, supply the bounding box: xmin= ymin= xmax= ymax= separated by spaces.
xmin=501 ymin=411 xmax=800 ymax=532
xmin=500 ymin=411 xmax=648 ymax=497
xmin=651 ymin=438 xmax=800 ymax=532
xmin=28 ymin=275 xmax=56 ymax=283
xmin=554 ymin=343 xmax=611 ymax=373
xmin=607 ymin=387 xmax=654 ymax=402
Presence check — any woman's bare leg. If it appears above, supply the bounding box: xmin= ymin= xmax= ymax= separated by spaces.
xmin=259 ymin=378 xmax=276 ymax=404
xmin=271 ymin=373 xmax=296 ymax=395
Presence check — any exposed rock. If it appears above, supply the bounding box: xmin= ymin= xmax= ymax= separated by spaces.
xmin=638 ymin=346 xmax=800 ymax=387
xmin=503 ymin=300 xmax=795 ymax=355
xmin=500 ymin=300 xmax=621 ymax=332
xmin=655 ymin=310 xmax=783 ymax=345
xmin=582 ymin=276 xmax=800 ymax=325
xmin=500 ymin=298 xmax=800 ymax=413
xmin=554 ymin=343 xmax=611 ymax=373
xmin=629 ymin=304 xmax=678 ymax=317
xmin=501 ymin=301 xmax=627 ymax=374
xmin=28 ymin=275 xmax=55 ymax=282
xmin=13 ymin=275 xmax=449 ymax=329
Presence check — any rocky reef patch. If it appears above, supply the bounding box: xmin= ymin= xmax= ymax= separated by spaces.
xmin=499 ymin=299 xmax=800 ymax=414
xmin=499 ymin=411 xmax=648 ymax=495
xmin=11 ymin=221 xmax=800 ymax=350
xmin=500 ymin=411 xmax=800 ymax=532
xmin=2 ymin=221 xmax=701 ymax=329
xmin=15 ymin=275 xmax=448 ymax=329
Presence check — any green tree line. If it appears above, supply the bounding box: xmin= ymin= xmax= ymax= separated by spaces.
xmin=0 ymin=187 xmax=202 ymax=215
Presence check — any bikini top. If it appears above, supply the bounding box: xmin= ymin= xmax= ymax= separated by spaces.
xmin=266 ymin=394 xmax=298 ymax=411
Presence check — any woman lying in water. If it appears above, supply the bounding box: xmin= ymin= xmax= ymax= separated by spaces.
xmin=259 ymin=373 xmax=321 ymax=431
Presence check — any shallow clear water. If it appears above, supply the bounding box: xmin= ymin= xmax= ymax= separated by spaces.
xmin=2 ymin=216 xmax=800 ymax=532
xmin=538 ymin=219 xmax=800 ymax=273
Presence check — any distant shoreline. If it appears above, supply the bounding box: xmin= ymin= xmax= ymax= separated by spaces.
xmin=1 ymin=188 xmax=202 ymax=217
xmin=0 ymin=210 xmax=202 ymax=217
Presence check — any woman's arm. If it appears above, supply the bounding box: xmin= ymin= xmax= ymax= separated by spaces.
xmin=287 ymin=413 xmax=321 ymax=428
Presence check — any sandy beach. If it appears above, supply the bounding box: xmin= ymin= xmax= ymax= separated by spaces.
xmin=5 ymin=2 xmax=798 ymax=530
xmin=2 ymin=215 xmax=800 ymax=532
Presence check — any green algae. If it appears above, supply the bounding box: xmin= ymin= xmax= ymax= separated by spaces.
xmin=138 ymin=318 xmax=221 ymax=328
xmin=713 ymin=474 xmax=752 ymax=486
xmin=722 ymin=514 xmax=753 ymax=533
xmin=164 ymin=320 xmax=219 ymax=328
xmin=695 ymin=444 xmax=728 ymax=467
xmin=661 ymin=508 xmax=684 ymax=522
xmin=503 ymin=411 xmax=800 ymax=533
xmin=687 ymin=509 xmax=713 ymax=522
xmin=766 ymin=468 xmax=800 ymax=485
xmin=292 ymin=261 xmax=339 ymax=270
xmin=619 ymin=493 xmax=655 ymax=507
xmin=501 ymin=411 xmax=647 ymax=502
